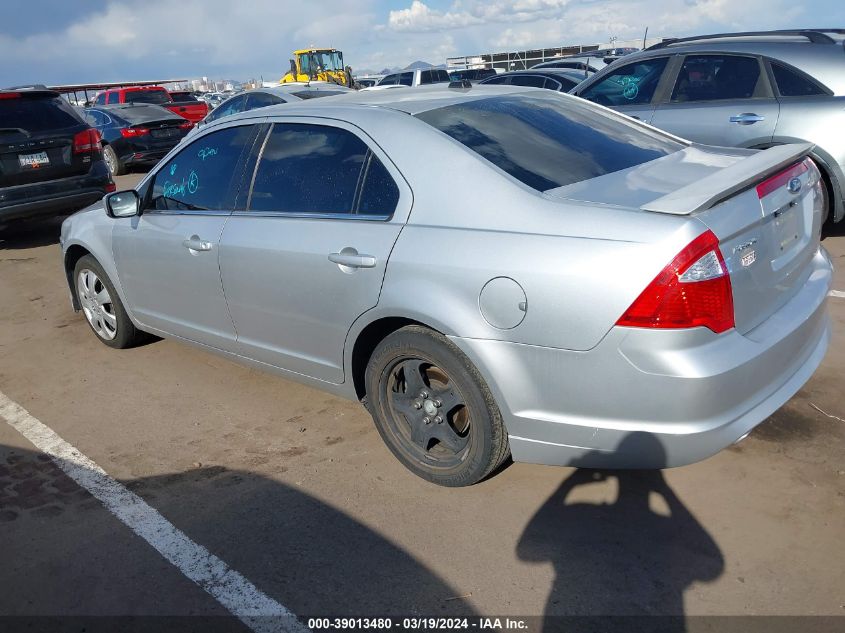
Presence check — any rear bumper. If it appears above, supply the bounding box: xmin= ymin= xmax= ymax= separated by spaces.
xmin=0 ymin=165 xmax=112 ymax=223
xmin=450 ymin=247 xmax=833 ymax=469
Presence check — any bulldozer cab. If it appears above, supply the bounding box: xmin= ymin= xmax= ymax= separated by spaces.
xmin=282 ymin=48 xmax=350 ymax=87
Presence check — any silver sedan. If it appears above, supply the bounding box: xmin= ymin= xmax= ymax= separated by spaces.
xmin=60 ymin=86 xmax=832 ymax=486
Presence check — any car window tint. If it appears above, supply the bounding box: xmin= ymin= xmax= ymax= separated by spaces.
xmin=0 ymin=95 xmax=82 ymax=132
xmin=510 ymin=75 xmax=547 ymax=88
xmin=379 ymin=74 xmax=398 ymax=86
xmin=291 ymin=90 xmax=347 ymax=99
xmin=399 ymin=72 xmax=414 ymax=86
xmin=579 ymin=57 xmax=668 ymax=106
xmin=208 ymin=95 xmax=246 ymax=121
xmin=771 ymin=62 xmax=826 ymax=97
xmin=481 ymin=76 xmax=509 ymax=85
xmin=246 ymin=92 xmax=285 ymax=110
xmin=417 ymin=94 xmax=682 ymax=192
xmin=249 ymin=124 xmax=369 ymax=214
xmin=358 ymin=153 xmax=400 ymax=216
xmin=124 ymin=90 xmax=171 ymax=105
xmin=672 ymin=56 xmax=761 ymax=102
xmin=434 ymin=70 xmax=451 ymax=83
xmin=151 ymin=125 xmax=255 ymax=212
xmin=557 ymin=77 xmax=578 ymax=91
xmin=95 ymin=93 xmax=107 ymax=105
xmin=420 ymin=70 xmax=432 ymax=85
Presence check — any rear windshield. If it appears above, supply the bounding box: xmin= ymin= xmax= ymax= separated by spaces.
xmin=416 ymin=94 xmax=682 ymax=191
xmin=124 ymin=90 xmax=171 ymax=105
xmin=170 ymin=92 xmax=198 ymax=102
xmin=0 ymin=94 xmax=82 ymax=133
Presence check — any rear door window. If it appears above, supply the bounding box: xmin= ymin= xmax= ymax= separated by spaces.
xmin=150 ymin=124 xmax=258 ymax=212
xmin=433 ymin=70 xmax=451 ymax=83
xmin=248 ymin=123 xmax=397 ymax=216
xmin=420 ymin=70 xmax=432 ymax=85
xmin=770 ymin=61 xmax=828 ymax=97
xmin=95 ymin=92 xmax=107 ymax=105
xmin=124 ymin=89 xmax=171 ymax=105
xmin=579 ymin=57 xmax=668 ymax=106
xmin=671 ymin=55 xmax=762 ymax=102
xmin=481 ymin=76 xmax=509 ymax=85
xmin=245 ymin=92 xmax=285 ymax=110
xmin=510 ymin=75 xmax=547 ymax=88
xmin=207 ymin=95 xmax=246 ymax=122
xmin=417 ymin=94 xmax=682 ymax=191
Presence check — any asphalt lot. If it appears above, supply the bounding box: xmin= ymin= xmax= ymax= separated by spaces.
xmin=1 ymin=171 xmax=844 ymax=629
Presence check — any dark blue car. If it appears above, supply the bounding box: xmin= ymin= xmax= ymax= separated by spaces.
xmin=84 ymin=104 xmax=192 ymax=176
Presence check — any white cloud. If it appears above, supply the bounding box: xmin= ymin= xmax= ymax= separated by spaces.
xmin=0 ymin=0 xmax=837 ymax=85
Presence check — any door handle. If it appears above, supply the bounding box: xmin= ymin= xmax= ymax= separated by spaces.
xmin=182 ymin=236 xmax=212 ymax=252
xmin=328 ymin=250 xmax=376 ymax=269
xmin=730 ymin=113 xmax=765 ymax=125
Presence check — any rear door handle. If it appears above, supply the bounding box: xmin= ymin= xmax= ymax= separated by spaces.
xmin=328 ymin=250 xmax=376 ymax=268
xmin=730 ymin=113 xmax=765 ymax=125
xmin=182 ymin=236 xmax=213 ymax=252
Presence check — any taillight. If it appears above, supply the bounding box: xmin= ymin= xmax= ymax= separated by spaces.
xmin=179 ymin=121 xmax=193 ymax=129
xmin=756 ymin=160 xmax=809 ymax=198
xmin=120 ymin=127 xmax=150 ymax=138
xmin=0 ymin=92 xmax=21 ymax=100
xmin=104 ymin=182 xmax=116 ymax=193
xmin=73 ymin=128 xmax=102 ymax=154
xmin=616 ymin=230 xmax=734 ymax=334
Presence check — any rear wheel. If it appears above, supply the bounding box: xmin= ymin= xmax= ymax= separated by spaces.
xmin=365 ymin=326 xmax=510 ymax=486
xmin=102 ymin=144 xmax=124 ymax=177
xmin=74 ymin=255 xmax=142 ymax=348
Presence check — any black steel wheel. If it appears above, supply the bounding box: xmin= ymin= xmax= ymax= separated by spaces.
xmin=365 ymin=326 xmax=509 ymax=486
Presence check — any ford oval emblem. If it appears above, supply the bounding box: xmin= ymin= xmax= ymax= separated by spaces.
xmin=787 ymin=177 xmax=802 ymax=195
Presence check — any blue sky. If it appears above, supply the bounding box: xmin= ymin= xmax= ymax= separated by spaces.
xmin=1 ymin=0 xmax=843 ymax=85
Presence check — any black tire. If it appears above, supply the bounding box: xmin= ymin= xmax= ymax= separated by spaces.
xmin=365 ymin=325 xmax=510 ymax=487
xmin=73 ymin=254 xmax=143 ymax=349
xmin=102 ymin=144 xmax=124 ymax=177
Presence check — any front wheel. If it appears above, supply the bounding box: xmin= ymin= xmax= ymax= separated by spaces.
xmin=74 ymin=255 xmax=143 ymax=349
xmin=365 ymin=326 xmax=510 ymax=486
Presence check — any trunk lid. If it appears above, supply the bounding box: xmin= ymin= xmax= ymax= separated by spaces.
xmin=547 ymin=143 xmax=824 ymax=334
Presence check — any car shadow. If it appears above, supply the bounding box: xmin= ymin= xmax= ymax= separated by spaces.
xmin=0 ymin=442 xmax=478 ymax=630
xmin=0 ymin=215 xmax=66 ymax=250
xmin=517 ymin=433 xmax=724 ymax=633
xmin=821 ymin=217 xmax=845 ymax=241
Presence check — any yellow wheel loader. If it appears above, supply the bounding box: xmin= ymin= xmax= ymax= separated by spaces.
xmin=281 ymin=48 xmax=353 ymax=87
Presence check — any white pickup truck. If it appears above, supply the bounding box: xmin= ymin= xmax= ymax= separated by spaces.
xmin=365 ymin=68 xmax=452 ymax=90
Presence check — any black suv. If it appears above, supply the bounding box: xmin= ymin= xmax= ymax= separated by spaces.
xmin=1 ymin=87 xmax=114 ymax=228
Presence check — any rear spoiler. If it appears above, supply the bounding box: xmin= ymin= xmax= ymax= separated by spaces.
xmin=642 ymin=143 xmax=815 ymax=215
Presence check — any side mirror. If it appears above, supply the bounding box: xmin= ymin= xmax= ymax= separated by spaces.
xmin=105 ymin=190 xmax=140 ymax=218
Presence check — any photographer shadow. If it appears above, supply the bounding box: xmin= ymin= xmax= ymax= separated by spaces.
xmin=517 ymin=433 xmax=724 ymax=633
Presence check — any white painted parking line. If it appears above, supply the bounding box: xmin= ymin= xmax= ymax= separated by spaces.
xmin=830 ymin=290 xmax=845 ymax=299
xmin=0 ymin=390 xmax=306 ymax=633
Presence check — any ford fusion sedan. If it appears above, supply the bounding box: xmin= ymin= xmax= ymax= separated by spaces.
xmin=61 ymin=86 xmax=832 ymax=486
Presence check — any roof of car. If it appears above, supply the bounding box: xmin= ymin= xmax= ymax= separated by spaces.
xmin=226 ymin=84 xmax=571 ymax=118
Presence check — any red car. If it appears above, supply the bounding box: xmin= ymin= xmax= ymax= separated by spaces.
xmin=91 ymin=86 xmax=208 ymax=124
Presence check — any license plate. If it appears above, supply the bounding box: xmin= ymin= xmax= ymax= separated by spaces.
xmin=151 ymin=128 xmax=179 ymax=139
xmin=18 ymin=151 xmax=50 ymax=168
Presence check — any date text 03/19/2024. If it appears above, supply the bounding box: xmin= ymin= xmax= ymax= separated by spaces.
xmin=307 ymin=618 xmax=528 ymax=630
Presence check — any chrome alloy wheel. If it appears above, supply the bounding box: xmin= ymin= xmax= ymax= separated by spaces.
xmin=77 ymin=268 xmax=117 ymax=340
